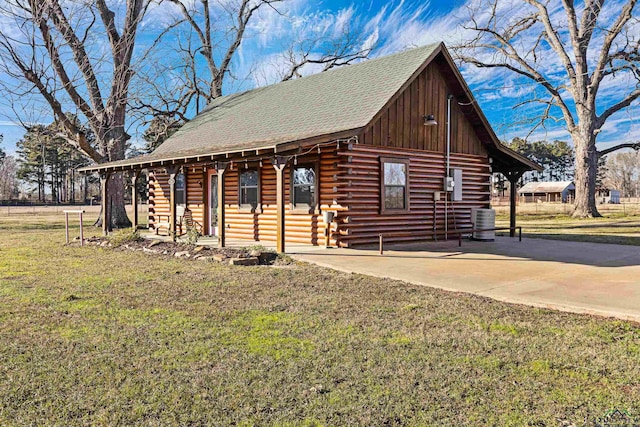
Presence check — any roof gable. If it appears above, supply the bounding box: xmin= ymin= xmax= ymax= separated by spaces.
xmin=79 ymin=43 xmax=541 ymax=173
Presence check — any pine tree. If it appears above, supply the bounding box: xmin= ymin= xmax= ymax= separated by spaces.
xmin=16 ymin=120 xmax=92 ymax=202
xmin=507 ymin=138 xmax=574 ymax=184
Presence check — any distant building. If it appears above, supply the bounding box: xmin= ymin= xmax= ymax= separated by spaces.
xmin=598 ymin=189 xmax=620 ymax=204
xmin=519 ymin=181 xmax=575 ymax=203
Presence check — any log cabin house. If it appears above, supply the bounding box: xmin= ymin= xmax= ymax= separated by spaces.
xmin=80 ymin=43 xmax=540 ymax=252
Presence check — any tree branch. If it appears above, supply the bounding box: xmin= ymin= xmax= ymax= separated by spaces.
xmin=457 ymin=4 xmax=578 ymax=131
xmin=43 ymin=0 xmax=105 ymax=118
xmin=0 ymin=30 xmax=102 ymax=161
xmin=596 ymin=88 xmax=640 ymax=127
xmin=590 ymin=0 xmax=637 ymax=95
xmin=524 ymin=0 xmax=578 ymax=90
xmin=597 ymin=141 xmax=640 ymax=157
xmin=29 ymin=2 xmax=100 ymax=132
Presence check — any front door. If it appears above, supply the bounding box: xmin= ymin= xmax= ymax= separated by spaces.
xmin=208 ymin=171 xmax=218 ymax=236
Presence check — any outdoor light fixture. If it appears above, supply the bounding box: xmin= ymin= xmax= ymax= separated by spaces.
xmin=423 ymin=114 xmax=437 ymax=126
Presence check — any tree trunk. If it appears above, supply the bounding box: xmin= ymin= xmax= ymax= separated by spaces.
xmin=108 ymin=173 xmax=131 ymax=228
xmin=572 ymin=132 xmax=601 ymax=218
xmin=94 ymin=173 xmax=132 ymax=229
xmin=94 ymin=131 xmax=132 ymax=229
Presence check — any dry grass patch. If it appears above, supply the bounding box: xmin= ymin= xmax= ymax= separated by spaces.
xmin=496 ymin=210 xmax=640 ymax=246
xmin=0 ymin=218 xmax=639 ymax=425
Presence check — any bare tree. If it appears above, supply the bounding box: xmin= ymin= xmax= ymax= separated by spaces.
xmin=0 ymin=156 xmax=19 ymax=200
xmin=603 ymin=151 xmax=640 ymax=197
xmin=263 ymin=18 xmax=373 ymax=82
xmin=134 ymin=0 xmax=373 ymax=126
xmin=0 ymin=0 xmax=150 ymax=227
xmin=0 ymin=136 xmax=20 ymax=200
xmin=455 ymin=0 xmax=640 ymax=217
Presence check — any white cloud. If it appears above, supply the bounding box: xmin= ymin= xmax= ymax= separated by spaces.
xmin=3 ymin=0 xmax=637 ymax=156
xmin=0 ymin=120 xmax=23 ymax=127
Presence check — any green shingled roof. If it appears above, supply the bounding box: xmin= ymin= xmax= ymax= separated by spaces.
xmin=79 ymin=42 xmax=541 ymax=173
xmin=150 ymin=43 xmax=440 ymax=157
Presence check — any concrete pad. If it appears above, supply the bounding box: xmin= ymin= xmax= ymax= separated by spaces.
xmin=288 ymin=237 xmax=640 ymax=322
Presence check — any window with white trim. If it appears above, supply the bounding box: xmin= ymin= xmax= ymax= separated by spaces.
xmin=381 ymin=158 xmax=409 ymax=212
xmin=291 ymin=164 xmax=317 ymax=210
xmin=175 ymin=172 xmax=186 ymax=206
xmin=239 ymin=169 xmax=259 ymax=211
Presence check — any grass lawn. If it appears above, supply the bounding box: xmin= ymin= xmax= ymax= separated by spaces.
xmin=496 ymin=211 xmax=640 ymax=246
xmin=1 ymin=213 xmax=640 ymax=426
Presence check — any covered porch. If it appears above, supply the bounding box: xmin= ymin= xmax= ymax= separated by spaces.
xmin=79 ymin=135 xmax=354 ymax=254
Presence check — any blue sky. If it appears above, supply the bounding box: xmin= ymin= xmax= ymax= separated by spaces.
xmin=1 ymin=0 xmax=638 ymax=157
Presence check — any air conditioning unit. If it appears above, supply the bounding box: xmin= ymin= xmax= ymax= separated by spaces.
xmin=472 ymin=208 xmax=495 ymax=241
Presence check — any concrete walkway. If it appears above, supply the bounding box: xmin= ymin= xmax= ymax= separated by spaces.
xmin=288 ymin=237 xmax=640 ymax=322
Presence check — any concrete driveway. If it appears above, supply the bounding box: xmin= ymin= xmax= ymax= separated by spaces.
xmin=289 ymin=237 xmax=640 ymax=322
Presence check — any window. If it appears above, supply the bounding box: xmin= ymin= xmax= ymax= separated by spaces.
xmin=175 ymin=172 xmax=186 ymax=206
xmin=381 ymin=158 xmax=409 ymax=212
xmin=291 ymin=164 xmax=317 ymax=211
xmin=239 ymin=169 xmax=259 ymax=211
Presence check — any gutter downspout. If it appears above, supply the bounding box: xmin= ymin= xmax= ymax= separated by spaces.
xmin=445 ymin=94 xmax=454 ymax=240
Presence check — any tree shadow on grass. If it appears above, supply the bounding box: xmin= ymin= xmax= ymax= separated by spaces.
xmin=5 ymin=223 xmax=68 ymax=231
xmin=525 ymin=221 xmax=640 ymax=231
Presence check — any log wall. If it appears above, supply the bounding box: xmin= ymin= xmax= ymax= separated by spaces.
xmin=148 ymin=170 xmax=169 ymax=233
xmin=224 ymin=146 xmax=344 ymax=245
xmin=147 ymin=146 xmax=345 ymax=244
xmin=148 ymin=167 xmax=207 ymax=234
xmin=185 ymin=167 xmax=207 ymax=228
xmin=332 ymin=144 xmax=491 ymax=247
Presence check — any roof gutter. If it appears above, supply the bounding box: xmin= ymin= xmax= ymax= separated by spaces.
xmin=77 ymin=143 xmax=278 ymax=173
xmin=77 ymin=128 xmax=363 ymax=174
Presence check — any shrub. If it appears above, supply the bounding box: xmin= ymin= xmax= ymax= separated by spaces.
xmin=107 ymin=228 xmax=141 ymax=247
xmin=185 ymin=226 xmax=200 ymax=244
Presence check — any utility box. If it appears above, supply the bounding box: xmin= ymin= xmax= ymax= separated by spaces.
xmin=444 ymin=176 xmax=454 ymax=192
xmin=322 ymin=210 xmax=335 ymax=224
xmin=452 ymin=168 xmax=463 ymax=201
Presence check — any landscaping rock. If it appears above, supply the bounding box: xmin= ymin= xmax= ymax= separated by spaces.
xmin=88 ymin=236 xmax=274 ymax=267
xmin=229 ymin=257 xmax=259 ymax=266
xmin=249 ymin=249 xmax=262 ymax=257
xmin=258 ymin=252 xmax=278 ymax=264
